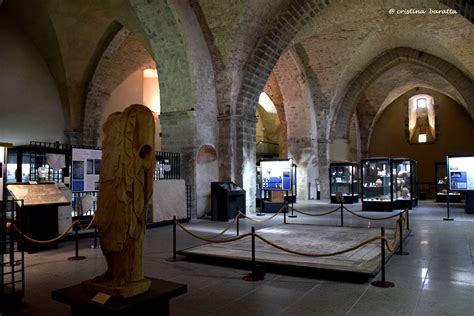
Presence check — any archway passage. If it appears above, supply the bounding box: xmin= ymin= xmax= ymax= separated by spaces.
xmin=331 ymin=47 xmax=474 ymax=141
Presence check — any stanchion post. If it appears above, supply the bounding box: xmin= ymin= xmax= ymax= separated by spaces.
xmin=340 ymin=203 xmax=344 ymax=227
xmin=371 ymin=227 xmax=394 ymax=288
xmin=251 ymin=226 xmax=255 ymax=273
xmin=91 ymin=225 xmax=99 ymax=249
xmin=381 ymin=227 xmax=386 ymax=283
xmin=406 ymin=209 xmax=410 ymax=230
xmin=396 ymin=215 xmax=408 ymax=255
xmin=236 ymin=216 xmax=240 ymax=236
xmin=68 ymin=221 xmax=86 ymax=261
xmin=166 ymin=216 xmax=184 ymax=262
xmin=173 ymin=216 xmax=176 ymax=261
xmin=284 ymin=205 xmax=287 ymax=224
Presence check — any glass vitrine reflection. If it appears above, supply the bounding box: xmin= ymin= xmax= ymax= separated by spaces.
xmin=361 ymin=158 xmax=392 ymax=211
xmin=329 ymin=162 xmax=359 ymax=203
xmin=392 ymin=158 xmax=417 ymax=209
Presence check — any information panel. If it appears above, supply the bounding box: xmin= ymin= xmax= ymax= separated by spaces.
xmin=447 ymin=156 xmax=474 ymax=191
xmin=260 ymin=159 xmax=292 ymax=191
xmin=71 ymin=148 xmax=102 ymax=192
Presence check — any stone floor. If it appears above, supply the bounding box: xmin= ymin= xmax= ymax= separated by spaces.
xmin=2 ymin=200 xmax=474 ymax=315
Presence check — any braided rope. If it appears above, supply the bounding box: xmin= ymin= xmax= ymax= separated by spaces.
xmin=343 ymin=207 xmax=407 ymax=221
xmin=5 ymin=215 xmax=96 ymax=244
xmin=254 ymin=233 xmax=383 ymax=257
xmin=238 ymin=204 xmax=287 ymax=222
xmin=202 ymin=213 xmax=243 ymax=239
xmin=77 ymin=214 xmax=96 ymax=231
xmin=291 ymin=206 xmax=341 ymax=217
xmin=6 ymin=220 xmax=79 ymax=244
xmin=176 ymin=222 xmax=252 ymax=243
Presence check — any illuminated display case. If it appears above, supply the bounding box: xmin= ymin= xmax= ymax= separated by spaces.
xmin=361 ymin=158 xmax=392 ymax=211
xmin=392 ymin=158 xmax=417 ymax=209
xmin=435 ymin=162 xmax=462 ymax=202
xmin=329 ymin=162 xmax=359 ymax=204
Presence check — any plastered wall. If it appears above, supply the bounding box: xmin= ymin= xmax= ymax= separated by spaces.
xmin=0 ymin=12 xmax=65 ymax=145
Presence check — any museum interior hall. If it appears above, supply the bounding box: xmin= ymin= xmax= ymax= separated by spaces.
xmin=0 ymin=0 xmax=473 ymax=315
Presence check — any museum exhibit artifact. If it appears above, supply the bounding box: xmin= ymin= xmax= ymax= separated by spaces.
xmin=361 ymin=158 xmax=393 ymax=211
xmin=82 ymin=104 xmax=155 ymax=298
xmin=6 ymin=182 xmax=70 ymax=253
xmin=259 ymin=159 xmax=297 ymax=212
xmin=391 ymin=158 xmax=417 ymax=209
xmin=329 ymin=162 xmax=359 ymax=204
xmin=211 ymin=182 xmax=246 ymax=221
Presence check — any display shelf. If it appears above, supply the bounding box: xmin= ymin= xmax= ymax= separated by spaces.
xmin=329 ymin=162 xmax=359 ymax=204
xmin=361 ymin=158 xmax=392 ymax=211
xmin=392 ymin=158 xmax=417 ymax=209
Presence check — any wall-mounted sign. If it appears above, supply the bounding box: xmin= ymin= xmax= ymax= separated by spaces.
xmin=260 ymin=159 xmax=292 ymax=191
xmin=71 ymin=148 xmax=102 ymax=192
xmin=447 ymin=156 xmax=474 ymax=191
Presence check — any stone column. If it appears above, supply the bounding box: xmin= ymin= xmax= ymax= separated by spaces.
xmin=160 ymin=110 xmax=197 ymax=217
xmin=236 ymin=115 xmax=257 ymax=212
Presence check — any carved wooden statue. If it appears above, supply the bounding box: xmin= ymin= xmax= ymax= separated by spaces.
xmin=83 ymin=104 xmax=155 ymax=298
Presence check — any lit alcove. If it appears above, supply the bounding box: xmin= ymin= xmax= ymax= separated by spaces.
xmin=408 ymin=94 xmax=435 ymax=144
xmin=99 ymin=67 xmax=161 ymax=151
xmin=256 ymin=92 xmax=281 ymax=159
xmin=142 ymin=68 xmax=161 ymax=151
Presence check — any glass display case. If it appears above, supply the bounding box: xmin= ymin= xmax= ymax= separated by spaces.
xmin=392 ymin=158 xmax=417 ymax=209
xmin=329 ymin=162 xmax=359 ymax=203
xmin=361 ymin=158 xmax=392 ymax=211
xmin=435 ymin=162 xmax=462 ymax=202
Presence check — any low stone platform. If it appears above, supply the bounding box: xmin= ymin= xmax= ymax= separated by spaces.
xmin=178 ymin=224 xmax=409 ymax=280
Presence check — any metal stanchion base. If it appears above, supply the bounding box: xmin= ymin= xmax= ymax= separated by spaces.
xmin=255 ymin=213 xmax=265 ymax=216
xmin=242 ymin=273 xmax=265 ymax=281
xmin=395 ymin=251 xmax=409 ymax=256
xmin=443 ymin=218 xmax=454 ymax=221
xmin=242 ymin=265 xmax=265 ymax=281
xmin=288 ymin=215 xmax=297 ymax=218
xmin=165 ymin=255 xmax=186 ymax=262
xmin=90 ymin=245 xmax=100 ymax=249
xmin=371 ymin=280 xmax=395 ymax=288
xmin=68 ymin=256 xmax=86 ymax=261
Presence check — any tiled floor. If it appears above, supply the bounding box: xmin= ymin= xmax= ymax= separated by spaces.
xmin=3 ymin=200 xmax=474 ymax=315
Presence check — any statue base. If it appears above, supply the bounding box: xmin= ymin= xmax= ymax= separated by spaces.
xmin=52 ymin=277 xmax=187 ymax=316
xmin=82 ymin=277 xmax=151 ymax=298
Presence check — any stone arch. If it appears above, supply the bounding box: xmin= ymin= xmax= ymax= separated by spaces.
xmin=131 ymin=0 xmax=219 ymax=218
xmin=232 ymin=0 xmax=329 ymax=209
xmin=228 ymin=0 xmax=470 ymax=208
xmin=273 ymin=49 xmax=317 ymax=201
xmin=331 ymin=47 xmax=474 ymax=141
xmin=81 ymin=26 xmax=154 ymax=145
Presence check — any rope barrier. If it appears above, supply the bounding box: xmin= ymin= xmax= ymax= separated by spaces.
xmin=77 ymin=214 xmax=96 ymax=231
xmin=254 ymin=233 xmax=383 ymax=257
xmin=176 ymin=222 xmax=252 ymax=243
xmin=202 ymin=213 xmax=242 ymax=239
xmin=5 ymin=215 xmax=96 ymax=244
xmin=177 ymin=217 xmax=402 ymax=258
xmin=384 ymin=220 xmax=401 ymax=253
xmin=343 ymin=207 xmax=408 ymax=221
xmin=290 ymin=206 xmax=341 ymax=217
xmin=237 ymin=204 xmax=287 ymax=222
